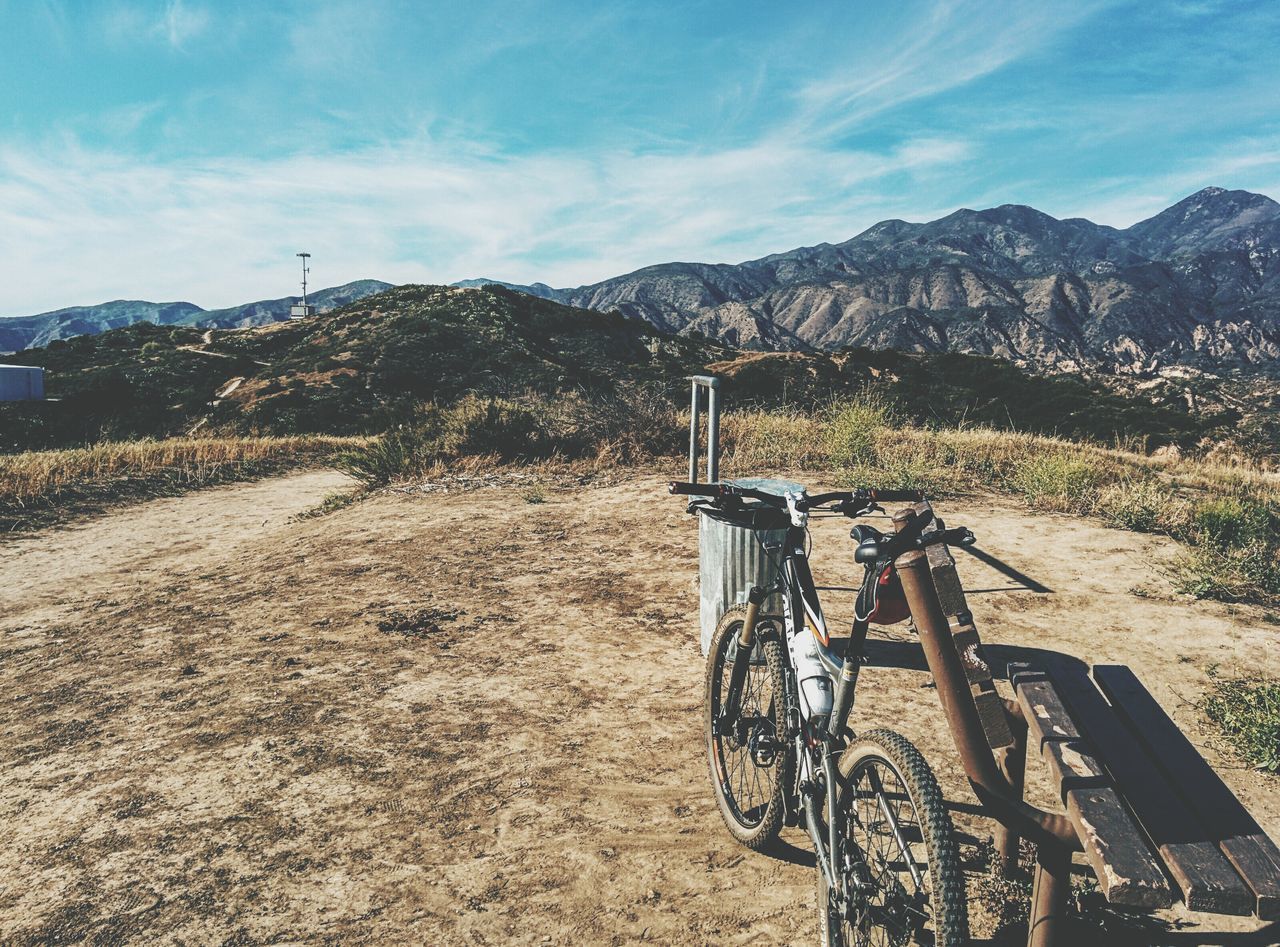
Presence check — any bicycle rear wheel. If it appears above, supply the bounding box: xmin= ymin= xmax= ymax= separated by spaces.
xmin=820 ymin=729 xmax=968 ymax=946
xmin=705 ymin=604 xmax=789 ymax=851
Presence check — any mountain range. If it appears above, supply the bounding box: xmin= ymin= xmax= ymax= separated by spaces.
xmin=463 ymin=187 xmax=1280 ymax=376
xmin=5 ymin=188 xmax=1280 ymax=378
xmin=0 ymin=280 xmax=393 ymax=353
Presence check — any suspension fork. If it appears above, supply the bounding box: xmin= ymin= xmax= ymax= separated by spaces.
xmin=723 ymin=584 xmax=768 ymax=724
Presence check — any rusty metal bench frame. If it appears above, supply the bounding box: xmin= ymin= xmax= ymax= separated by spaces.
xmin=891 ymin=502 xmax=1280 ymax=946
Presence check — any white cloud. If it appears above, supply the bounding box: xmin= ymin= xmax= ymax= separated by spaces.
xmin=1054 ymin=140 xmax=1280 ymax=227
xmin=0 ymin=134 xmax=974 ymax=314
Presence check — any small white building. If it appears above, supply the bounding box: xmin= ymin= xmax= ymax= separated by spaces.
xmin=0 ymin=365 xmax=44 ymax=401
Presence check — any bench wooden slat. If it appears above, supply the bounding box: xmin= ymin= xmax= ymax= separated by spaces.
xmin=1049 ymin=661 xmax=1255 ymax=916
xmin=1012 ymin=668 xmax=1174 ymax=909
xmin=1094 ymin=664 xmax=1280 ymax=920
xmin=1016 ymin=674 xmax=1082 ymax=745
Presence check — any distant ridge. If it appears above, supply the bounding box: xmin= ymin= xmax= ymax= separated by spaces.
xmin=449 ymin=278 xmax=560 ymax=300
xmin=0 ymin=279 xmax=393 ymax=353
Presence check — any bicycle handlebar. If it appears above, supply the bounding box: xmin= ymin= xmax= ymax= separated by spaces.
xmin=667 ymin=481 xmax=924 ymax=513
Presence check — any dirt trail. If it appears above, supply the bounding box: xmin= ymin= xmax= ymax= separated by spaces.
xmin=0 ymin=469 xmax=352 ymax=633
xmin=2 ymin=470 xmax=1278 ymax=945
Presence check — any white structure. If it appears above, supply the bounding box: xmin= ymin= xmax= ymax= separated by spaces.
xmin=289 ymin=251 xmax=316 ymax=319
xmin=0 ymin=365 xmax=44 ymax=401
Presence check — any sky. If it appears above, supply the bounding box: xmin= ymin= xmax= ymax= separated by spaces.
xmin=2 ymin=0 xmax=1280 ymax=316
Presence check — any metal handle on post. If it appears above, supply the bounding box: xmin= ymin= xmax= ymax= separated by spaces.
xmin=688 ymin=375 xmax=720 ymax=485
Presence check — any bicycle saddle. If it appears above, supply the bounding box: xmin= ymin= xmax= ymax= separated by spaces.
xmin=850 ymin=524 xmax=886 ymax=564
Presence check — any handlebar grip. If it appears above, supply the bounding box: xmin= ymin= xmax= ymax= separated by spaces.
xmin=668 ymin=481 xmax=723 ymax=497
xmin=871 ymin=489 xmax=925 ymax=503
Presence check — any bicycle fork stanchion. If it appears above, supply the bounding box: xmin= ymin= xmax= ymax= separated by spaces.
xmin=687 ymin=375 xmax=721 ymax=485
xmin=724 ymin=585 xmax=766 ymax=723
xmin=892 ymin=507 xmax=1079 ymax=947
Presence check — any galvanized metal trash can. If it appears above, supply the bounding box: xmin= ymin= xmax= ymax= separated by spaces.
xmin=696 ymin=478 xmax=800 ymax=654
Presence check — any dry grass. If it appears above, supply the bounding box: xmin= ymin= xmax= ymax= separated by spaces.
xmin=0 ymin=436 xmax=364 ymax=532
xmin=718 ymin=400 xmax=1280 ymax=604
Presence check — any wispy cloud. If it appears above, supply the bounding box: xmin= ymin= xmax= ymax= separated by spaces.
xmin=5 ymin=0 xmax=1275 ymax=316
xmin=787 ymin=0 xmax=1113 ymax=140
xmin=1065 ymin=139 xmax=1280 ymax=226
xmin=156 ymin=0 xmax=208 ymax=49
xmin=0 ymin=133 xmax=974 ymax=314
xmin=99 ymin=0 xmax=209 ymax=50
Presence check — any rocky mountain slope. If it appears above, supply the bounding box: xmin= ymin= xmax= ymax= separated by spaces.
xmin=0 ymin=280 xmax=392 ymax=353
xmin=468 ymin=188 xmax=1280 ymax=376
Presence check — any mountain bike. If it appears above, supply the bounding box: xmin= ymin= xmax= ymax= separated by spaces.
xmin=669 ymin=479 xmax=976 ymax=946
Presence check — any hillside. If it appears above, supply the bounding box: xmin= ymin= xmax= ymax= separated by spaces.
xmin=0 ymin=286 xmax=719 ymax=449
xmin=464 ymin=187 xmax=1280 ymax=377
xmin=0 ymin=284 xmax=1245 ymax=455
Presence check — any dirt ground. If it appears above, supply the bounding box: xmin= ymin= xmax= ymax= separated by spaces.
xmin=3 ymin=468 xmax=1280 ymax=945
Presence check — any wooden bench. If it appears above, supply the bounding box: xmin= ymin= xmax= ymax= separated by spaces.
xmin=905 ymin=501 xmax=1280 ymax=924
xmin=1010 ymin=660 xmax=1280 ymax=919
xmin=1009 ymin=661 xmax=1280 ymax=918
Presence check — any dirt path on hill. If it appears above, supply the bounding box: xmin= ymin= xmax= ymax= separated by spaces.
xmin=2 ymin=470 xmax=1278 ymax=945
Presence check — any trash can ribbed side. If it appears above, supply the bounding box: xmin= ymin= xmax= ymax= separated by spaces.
xmin=698 ymin=512 xmax=785 ymax=654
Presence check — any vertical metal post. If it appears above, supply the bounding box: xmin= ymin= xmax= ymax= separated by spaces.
xmin=706 ymin=383 xmax=720 ymax=484
xmin=687 ymin=375 xmax=721 ymax=484
xmin=688 ymin=380 xmax=702 ymax=484
xmin=996 ymin=713 xmax=1028 ymax=877
xmin=1027 ymin=842 xmax=1072 ymax=947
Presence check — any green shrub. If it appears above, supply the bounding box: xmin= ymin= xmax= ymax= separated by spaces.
xmin=1011 ymin=453 xmax=1106 ymax=513
xmin=1204 ymin=675 xmax=1280 ymax=773
xmin=1098 ymin=478 xmax=1173 ymax=532
xmin=1173 ymin=543 xmax=1280 ymax=603
xmin=335 ymin=387 xmax=683 ymax=486
xmin=824 ymin=395 xmax=891 ymax=469
xmin=723 ymin=408 xmax=822 ymax=471
xmin=1190 ymin=496 xmax=1276 ymax=549
xmin=335 ymin=429 xmax=424 ymax=486
xmin=434 ymin=396 xmax=551 ymax=459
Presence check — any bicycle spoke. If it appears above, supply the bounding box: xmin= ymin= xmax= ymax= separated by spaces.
xmin=838 ymin=758 xmax=934 ymax=947
xmin=711 ymin=628 xmax=780 ymax=830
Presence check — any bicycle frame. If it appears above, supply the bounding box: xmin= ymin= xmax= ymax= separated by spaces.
xmin=727 ymin=521 xmax=874 ymax=902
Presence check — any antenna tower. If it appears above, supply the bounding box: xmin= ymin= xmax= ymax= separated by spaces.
xmin=298 ymin=252 xmax=311 ymax=306
xmin=290 ymin=252 xmax=316 ymax=319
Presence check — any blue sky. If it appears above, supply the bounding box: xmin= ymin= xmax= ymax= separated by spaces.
xmin=2 ymin=0 xmax=1280 ymax=315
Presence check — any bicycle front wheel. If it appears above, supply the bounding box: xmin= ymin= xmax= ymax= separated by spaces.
xmin=705 ymin=603 xmax=789 ymax=851
xmin=820 ymin=728 xmax=968 ymax=947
